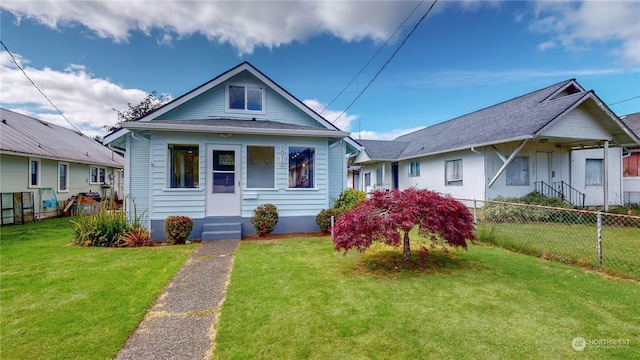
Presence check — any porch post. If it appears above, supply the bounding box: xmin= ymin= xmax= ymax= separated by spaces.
xmin=603 ymin=140 xmax=609 ymax=211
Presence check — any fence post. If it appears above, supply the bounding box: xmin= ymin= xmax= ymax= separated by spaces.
xmin=473 ymin=200 xmax=478 ymax=231
xmin=597 ymin=211 xmax=603 ymax=269
xmin=331 ymin=215 xmax=334 ymax=241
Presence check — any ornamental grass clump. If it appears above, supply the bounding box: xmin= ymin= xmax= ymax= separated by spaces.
xmin=164 ymin=215 xmax=193 ymax=245
xmin=251 ymin=203 xmax=279 ymax=237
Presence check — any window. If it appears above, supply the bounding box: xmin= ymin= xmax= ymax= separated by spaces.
xmin=90 ymin=166 xmax=106 ymax=184
xmin=585 ymin=159 xmax=603 ymax=185
xmin=247 ymin=146 xmax=275 ymax=188
xmin=446 ymin=159 xmax=463 ymax=186
xmin=288 ymin=147 xmax=314 ymax=188
xmin=506 ymin=156 xmax=529 ymax=186
xmin=376 ymin=169 xmax=383 ymax=186
xmin=169 ymin=145 xmax=199 ymax=188
xmin=58 ymin=162 xmax=69 ymax=192
xmin=364 ymin=172 xmax=371 ymax=187
xmin=409 ymin=161 xmax=420 ymax=177
xmin=29 ymin=158 xmax=41 ymax=187
xmin=212 ymin=149 xmax=235 ymax=193
xmin=227 ymin=84 xmax=264 ymax=112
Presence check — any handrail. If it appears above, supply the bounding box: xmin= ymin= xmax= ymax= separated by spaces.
xmin=534 ymin=181 xmax=562 ymax=199
xmin=554 ymin=181 xmax=586 ymax=208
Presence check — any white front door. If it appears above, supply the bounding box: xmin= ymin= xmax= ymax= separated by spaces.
xmin=206 ymin=144 xmax=241 ymax=217
xmin=536 ymin=152 xmax=552 ymax=184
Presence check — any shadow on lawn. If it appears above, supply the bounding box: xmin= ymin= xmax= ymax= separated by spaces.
xmin=349 ymin=246 xmax=482 ymax=278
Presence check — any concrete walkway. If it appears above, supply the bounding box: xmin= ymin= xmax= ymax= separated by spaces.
xmin=114 ymin=239 xmax=240 ymax=360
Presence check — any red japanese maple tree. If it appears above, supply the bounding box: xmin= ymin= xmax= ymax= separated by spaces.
xmin=332 ymin=188 xmax=476 ymax=261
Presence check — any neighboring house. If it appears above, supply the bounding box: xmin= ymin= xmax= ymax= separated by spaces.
xmin=353 ymin=79 xmax=640 ymax=208
xmin=104 ymin=62 xmax=360 ymax=240
xmin=620 ymin=112 xmax=640 ymax=205
xmin=0 ymin=108 xmax=124 ymax=223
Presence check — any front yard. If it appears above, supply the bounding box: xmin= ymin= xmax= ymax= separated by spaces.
xmin=1 ymin=219 xmax=638 ymax=359
xmin=0 ymin=218 xmax=195 ymax=359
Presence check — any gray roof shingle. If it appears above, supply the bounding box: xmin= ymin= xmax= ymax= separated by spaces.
xmin=0 ymin=108 xmax=123 ymax=168
xmin=358 ymin=139 xmax=410 ymax=160
xmin=620 ymin=112 xmax=640 ymax=138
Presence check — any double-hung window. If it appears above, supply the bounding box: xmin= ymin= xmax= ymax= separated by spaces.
xmin=58 ymin=162 xmax=69 ymax=192
xmin=227 ymin=84 xmax=264 ymax=113
xmin=409 ymin=161 xmax=420 ymax=177
xmin=585 ymin=159 xmax=603 ymax=185
xmin=445 ymin=159 xmax=463 ymax=186
xmin=247 ymin=146 xmax=275 ymax=188
xmin=288 ymin=147 xmax=314 ymax=188
xmin=506 ymin=156 xmax=529 ymax=186
xmin=169 ymin=144 xmax=199 ymax=188
xmin=29 ymin=158 xmax=41 ymax=188
xmin=90 ymin=166 xmax=106 ymax=184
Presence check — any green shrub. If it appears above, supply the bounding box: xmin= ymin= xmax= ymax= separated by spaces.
xmin=316 ymin=208 xmax=342 ymax=234
xmin=333 ymin=188 xmax=366 ymax=213
xmin=251 ymin=203 xmax=279 ymax=237
xmin=164 ymin=216 xmax=193 ymax=244
xmin=70 ymin=207 xmax=129 ymax=247
xmin=484 ymin=192 xmax=573 ymax=223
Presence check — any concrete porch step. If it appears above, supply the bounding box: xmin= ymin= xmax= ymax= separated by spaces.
xmin=201 ymin=222 xmax=241 ymax=241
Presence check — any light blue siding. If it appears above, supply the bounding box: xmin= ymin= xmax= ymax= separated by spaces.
xmin=328 ymin=140 xmax=346 ymax=203
xmin=154 ymin=70 xmax=321 ymax=128
xmin=128 ymin=134 xmax=151 ymax=226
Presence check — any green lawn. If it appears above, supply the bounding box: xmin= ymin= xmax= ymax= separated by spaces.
xmin=0 ymin=217 xmax=195 ymax=360
xmin=478 ymin=222 xmax=640 ymax=279
xmin=214 ymin=236 xmax=639 ymax=359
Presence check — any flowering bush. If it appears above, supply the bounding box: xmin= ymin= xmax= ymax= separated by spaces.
xmin=333 ymin=188 xmax=476 ymax=261
xmin=164 ymin=215 xmax=193 ymax=244
xmin=251 ymin=203 xmax=279 ymax=237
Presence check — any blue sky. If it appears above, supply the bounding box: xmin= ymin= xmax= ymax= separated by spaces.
xmin=1 ymin=0 xmax=639 ymax=139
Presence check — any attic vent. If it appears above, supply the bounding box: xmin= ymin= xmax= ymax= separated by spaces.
xmin=38 ymin=120 xmax=50 ymax=126
xmin=550 ymin=83 xmax=581 ymax=100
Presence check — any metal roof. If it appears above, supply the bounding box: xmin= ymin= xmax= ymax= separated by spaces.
xmin=0 ymin=108 xmax=124 ymax=168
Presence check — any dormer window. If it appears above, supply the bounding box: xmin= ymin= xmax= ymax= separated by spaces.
xmin=227 ymin=84 xmax=265 ymax=113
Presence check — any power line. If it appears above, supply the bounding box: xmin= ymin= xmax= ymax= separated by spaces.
xmin=608 ymin=95 xmax=640 ymax=107
xmin=332 ymin=0 xmax=439 ymax=124
xmin=321 ymin=0 xmax=425 ymax=115
xmin=0 ymin=39 xmax=85 ymax=135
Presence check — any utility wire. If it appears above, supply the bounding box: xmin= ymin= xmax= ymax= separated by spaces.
xmin=332 ymin=0 xmax=439 ymax=124
xmin=607 ymin=95 xmax=640 ymax=107
xmin=321 ymin=0 xmax=424 ymax=115
xmin=0 ymin=39 xmax=85 ymax=135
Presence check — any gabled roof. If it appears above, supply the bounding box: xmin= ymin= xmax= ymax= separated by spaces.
xmin=0 ymin=108 xmax=123 ymax=168
xmin=357 ymin=139 xmax=410 ymax=161
xmin=620 ymin=112 xmax=640 ymax=138
xmin=104 ymin=62 xmax=361 ymax=150
xmin=360 ymin=79 xmax=639 ymax=161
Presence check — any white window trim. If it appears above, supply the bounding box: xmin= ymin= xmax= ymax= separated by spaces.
xmin=409 ymin=161 xmax=421 ymax=177
xmin=225 ymin=82 xmax=266 ymax=114
xmin=28 ymin=158 xmax=41 ymax=188
xmin=287 ymin=146 xmax=316 ymax=190
xmin=168 ymin=143 xmax=201 ymax=189
xmin=90 ymin=166 xmax=107 ymax=184
xmin=445 ymin=159 xmax=463 ymax=186
xmin=58 ymin=161 xmax=69 ymax=193
xmin=585 ymin=158 xmax=604 ymax=186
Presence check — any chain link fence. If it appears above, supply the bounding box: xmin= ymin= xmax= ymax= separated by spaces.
xmin=455 ymin=199 xmax=640 ymax=280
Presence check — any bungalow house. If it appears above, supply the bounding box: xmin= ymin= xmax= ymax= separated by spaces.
xmin=353 ymin=79 xmax=640 ymax=208
xmin=620 ymin=112 xmax=640 ymax=205
xmin=0 ymin=108 xmax=124 ymax=224
xmin=103 ymin=62 xmax=360 ymax=240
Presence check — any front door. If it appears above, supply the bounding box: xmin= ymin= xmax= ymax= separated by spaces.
xmin=536 ymin=152 xmax=552 ymax=185
xmin=206 ymin=144 xmax=241 ymax=217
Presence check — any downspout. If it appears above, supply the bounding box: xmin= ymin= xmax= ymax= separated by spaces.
xmin=470 ymin=147 xmax=482 ymax=155
xmin=603 ymin=140 xmax=609 ymax=211
xmin=130 ymin=131 xmax=149 ymax=142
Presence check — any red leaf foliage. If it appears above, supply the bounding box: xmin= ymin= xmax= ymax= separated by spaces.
xmin=332 ymin=189 xmax=476 ymax=255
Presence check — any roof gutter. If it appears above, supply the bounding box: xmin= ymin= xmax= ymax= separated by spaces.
xmin=121 ymin=122 xmax=350 ymax=138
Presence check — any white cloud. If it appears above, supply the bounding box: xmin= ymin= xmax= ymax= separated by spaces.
xmin=0 ymin=0 xmax=421 ymax=55
xmin=302 ymin=98 xmax=359 ymax=132
xmin=529 ymin=1 xmax=640 ymax=66
xmin=0 ymin=51 xmax=153 ymax=138
xmin=352 ymin=127 xmax=424 ymax=141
